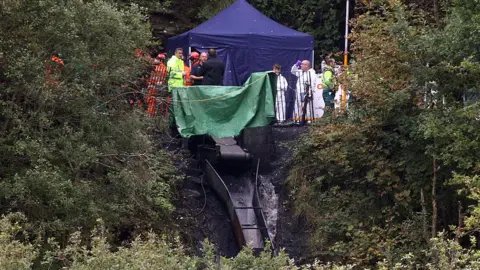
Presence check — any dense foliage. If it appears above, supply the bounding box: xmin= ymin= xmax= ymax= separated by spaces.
xmin=287 ymin=0 xmax=480 ymax=266
xmin=2 ymin=0 xmax=480 ymax=268
xmin=0 ymin=0 xmax=179 ymax=252
xmin=4 ymin=213 xmax=480 ymax=269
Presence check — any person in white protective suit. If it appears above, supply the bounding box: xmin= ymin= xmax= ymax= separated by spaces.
xmin=291 ymin=60 xmax=316 ymax=122
xmin=312 ymin=73 xmax=326 ymax=118
xmin=273 ymin=64 xmax=288 ymax=122
xmin=333 ymin=66 xmax=350 ymax=110
xmin=334 ymin=65 xmax=344 ymax=109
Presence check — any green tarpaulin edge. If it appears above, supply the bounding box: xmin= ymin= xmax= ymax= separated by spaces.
xmin=172 ymin=71 xmax=277 ymax=138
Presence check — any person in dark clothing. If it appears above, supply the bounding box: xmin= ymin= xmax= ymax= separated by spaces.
xmin=199 ymin=48 xmax=225 ymax=85
xmin=190 ymin=52 xmax=208 ymax=85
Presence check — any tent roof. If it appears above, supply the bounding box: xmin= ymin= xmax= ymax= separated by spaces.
xmin=179 ymin=0 xmax=312 ymax=38
xmin=166 ymin=0 xmax=314 ymax=85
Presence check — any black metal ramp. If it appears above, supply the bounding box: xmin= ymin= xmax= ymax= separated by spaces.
xmin=211 ymin=136 xmax=251 ymax=161
xmin=203 ymin=159 xmax=274 ymax=254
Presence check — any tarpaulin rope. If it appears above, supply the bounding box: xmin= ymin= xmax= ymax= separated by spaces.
xmin=172 ymin=71 xmax=275 ymax=138
xmin=171 ymin=72 xmax=270 ymax=103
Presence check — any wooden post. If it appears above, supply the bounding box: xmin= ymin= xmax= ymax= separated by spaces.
xmin=342 ymin=0 xmax=350 ymax=110
xmin=432 ymin=158 xmax=437 ymax=238
xmin=421 ymin=188 xmax=429 ymax=242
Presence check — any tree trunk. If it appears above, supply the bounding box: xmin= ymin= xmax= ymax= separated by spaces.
xmin=432 ymin=158 xmax=437 ymax=238
xmin=433 ymin=0 xmax=440 ymax=25
xmin=457 ymin=200 xmax=463 ymax=242
xmin=421 ymin=188 xmax=429 ymax=242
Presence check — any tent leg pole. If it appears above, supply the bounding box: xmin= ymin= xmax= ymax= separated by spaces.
xmin=312 ymin=49 xmax=314 ymax=69
xmin=188 ymin=47 xmax=192 ymax=68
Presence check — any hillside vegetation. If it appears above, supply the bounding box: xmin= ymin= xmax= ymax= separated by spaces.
xmin=288 ymin=0 xmax=480 ymax=266
xmin=1 ymin=0 xmax=480 ymax=269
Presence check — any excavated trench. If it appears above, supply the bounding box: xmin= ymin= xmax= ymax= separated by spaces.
xmin=172 ymin=126 xmax=309 ymax=260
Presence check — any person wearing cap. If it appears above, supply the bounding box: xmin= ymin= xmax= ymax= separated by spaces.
xmin=45 ymin=54 xmax=64 ymax=88
xmin=190 ymin=51 xmax=200 ymax=66
xmin=146 ymin=53 xmax=168 ymax=116
xmin=184 ymin=52 xmax=199 ymax=86
xmin=190 ymin=52 xmax=208 ymax=86
xmin=153 ymin=53 xmax=168 ymax=84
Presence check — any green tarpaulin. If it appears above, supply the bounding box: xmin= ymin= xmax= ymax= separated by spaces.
xmin=172 ymin=72 xmax=276 ymax=138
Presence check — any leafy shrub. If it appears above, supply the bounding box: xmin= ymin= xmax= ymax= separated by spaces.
xmin=287 ymin=0 xmax=480 ymax=266
xmin=3 ymin=213 xmax=480 ymax=269
xmin=0 ymin=0 xmax=179 ymax=245
xmin=0 ymin=213 xmax=355 ymax=269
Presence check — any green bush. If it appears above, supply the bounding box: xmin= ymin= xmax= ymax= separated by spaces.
xmin=287 ymin=0 xmax=480 ymax=266
xmin=3 ymin=213 xmax=480 ymax=269
xmin=0 ymin=213 xmax=355 ymax=269
xmin=0 ymin=0 xmax=179 ymax=245
xmin=0 ymin=213 xmax=38 ymax=270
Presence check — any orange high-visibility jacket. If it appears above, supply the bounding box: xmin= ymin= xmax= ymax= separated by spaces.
xmin=184 ymin=65 xmax=192 ymax=86
xmin=45 ymin=55 xmax=64 ymax=87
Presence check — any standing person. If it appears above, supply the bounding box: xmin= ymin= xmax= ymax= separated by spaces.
xmin=191 ymin=52 xmax=208 ymax=86
xmin=291 ymin=60 xmax=316 ymax=122
xmin=334 ymin=60 xmax=342 ymax=76
xmin=146 ymin=54 xmax=168 ymax=116
xmin=45 ymin=54 xmax=64 ymax=88
xmin=184 ymin=52 xmax=200 ymax=86
xmin=166 ymin=48 xmax=186 ymax=125
xmin=167 ymin=48 xmax=186 ymax=92
xmin=322 ymin=59 xmax=337 ymax=112
xmin=334 ymin=65 xmax=349 ymax=110
xmin=184 ymin=64 xmax=192 ymax=86
xmin=321 ymin=53 xmax=332 ymax=73
xmin=199 ymin=48 xmax=225 ymax=85
xmin=321 ymin=55 xmax=327 ymax=73
xmin=189 ymin=51 xmax=200 ymax=67
xmin=151 ymin=54 xmax=168 ymax=85
xmin=273 ymin=64 xmax=288 ymax=122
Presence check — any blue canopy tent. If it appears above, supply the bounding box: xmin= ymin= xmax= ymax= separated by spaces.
xmin=167 ymin=0 xmax=314 ymax=86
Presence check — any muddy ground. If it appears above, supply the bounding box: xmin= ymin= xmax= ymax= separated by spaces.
xmin=171 ymin=126 xmax=311 ymax=262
